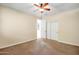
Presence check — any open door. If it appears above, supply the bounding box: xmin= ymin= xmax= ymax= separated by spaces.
xmin=37 ymin=19 xmax=42 ymax=39
xmin=37 ymin=19 xmax=46 ymax=39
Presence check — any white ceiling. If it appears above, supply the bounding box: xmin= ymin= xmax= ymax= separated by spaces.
xmin=0 ymin=3 xmax=79 ymax=17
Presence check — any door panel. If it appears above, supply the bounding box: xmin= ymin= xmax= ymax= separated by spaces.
xmin=51 ymin=22 xmax=59 ymax=40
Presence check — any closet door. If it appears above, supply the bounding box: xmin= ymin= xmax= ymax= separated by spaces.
xmin=41 ymin=20 xmax=46 ymax=39
xmin=51 ymin=22 xmax=59 ymax=40
xmin=47 ymin=22 xmax=51 ymax=39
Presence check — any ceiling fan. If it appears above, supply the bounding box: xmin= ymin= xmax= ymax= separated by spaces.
xmin=33 ymin=3 xmax=51 ymax=13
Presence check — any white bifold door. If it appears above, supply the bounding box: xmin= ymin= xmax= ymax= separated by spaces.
xmin=47 ymin=21 xmax=59 ymax=40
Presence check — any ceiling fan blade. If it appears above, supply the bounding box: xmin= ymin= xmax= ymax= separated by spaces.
xmin=43 ymin=3 xmax=48 ymax=7
xmin=33 ymin=4 xmax=41 ymax=8
xmin=44 ymin=8 xmax=50 ymax=11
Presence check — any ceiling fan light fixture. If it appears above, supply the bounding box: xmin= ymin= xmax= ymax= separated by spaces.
xmin=39 ymin=8 xmax=44 ymax=11
xmin=43 ymin=5 xmax=49 ymax=9
xmin=33 ymin=3 xmax=51 ymax=13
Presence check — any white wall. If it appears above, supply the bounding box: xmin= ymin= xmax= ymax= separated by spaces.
xmin=0 ymin=6 xmax=37 ymax=49
xmin=46 ymin=9 xmax=79 ymax=46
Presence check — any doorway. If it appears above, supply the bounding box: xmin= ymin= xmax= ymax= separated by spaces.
xmin=37 ymin=19 xmax=46 ymax=39
xmin=37 ymin=19 xmax=42 ymax=39
xmin=37 ymin=19 xmax=59 ymax=40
